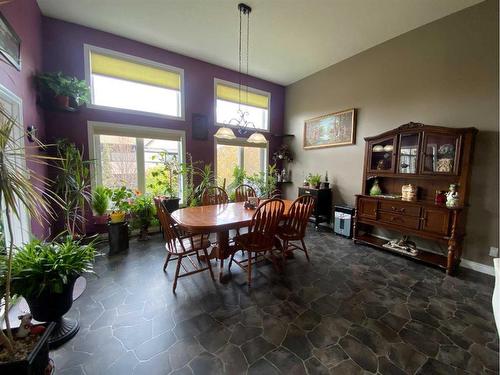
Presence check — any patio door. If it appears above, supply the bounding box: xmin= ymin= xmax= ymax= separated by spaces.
xmin=0 ymin=84 xmax=30 ymax=250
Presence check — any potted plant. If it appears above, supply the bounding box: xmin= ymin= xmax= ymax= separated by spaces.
xmin=307 ymin=173 xmax=322 ymax=189
xmin=91 ymin=185 xmax=109 ymax=225
xmin=227 ymin=166 xmax=247 ymax=202
xmin=11 ymin=235 xmax=96 ymax=348
xmin=36 ymin=72 xmax=90 ymax=110
xmin=272 ymin=144 xmax=293 ymax=163
xmin=130 ymin=194 xmax=156 ymax=241
xmin=247 ymin=164 xmax=278 ymax=198
xmin=150 ymin=152 xmax=181 ymax=212
xmin=0 ymin=105 xmax=60 ymax=373
xmin=109 ymin=186 xmax=133 ymax=223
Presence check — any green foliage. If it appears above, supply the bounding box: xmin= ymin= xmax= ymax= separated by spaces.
xmin=109 ymin=186 xmax=134 ymax=212
xmin=247 ymin=164 xmax=278 ymax=198
xmin=149 ymin=152 xmax=180 ymax=198
xmin=53 ymin=139 xmax=92 ymax=237
xmin=130 ymin=194 xmax=156 ymax=229
xmin=227 ymin=166 xmax=247 ymax=202
xmin=36 ymin=72 xmax=90 ymax=105
xmin=190 ymin=163 xmax=215 ymax=206
xmin=307 ymin=173 xmax=322 ymax=187
xmin=91 ymin=185 xmax=109 ymax=216
xmin=11 ymin=235 xmax=96 ymax=298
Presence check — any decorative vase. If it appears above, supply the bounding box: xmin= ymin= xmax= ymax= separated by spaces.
xmin=437 ymin=158 xmax=453 ymax=172
xmin=369 ymin=179 xmax=382 ymax=196
xmin=446 ymin=184 xmax=459 ymax=208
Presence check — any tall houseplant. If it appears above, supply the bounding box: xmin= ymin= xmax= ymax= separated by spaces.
xmin=247 ymin=164 xmax=278 ymax=198
xmin=150 ymin=152 xmax=181 ymax=212
xmin=0 ymin=106 xmax=58 ymax=358
xmin=53 ymin=140 xmax=92 ymax=238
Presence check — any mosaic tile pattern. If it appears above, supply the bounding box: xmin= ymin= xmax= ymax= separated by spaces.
xmin=51 ymin=228 xmax=498 ymax=374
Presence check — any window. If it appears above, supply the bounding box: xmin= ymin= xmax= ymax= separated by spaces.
xmin=85 ymin=45 xmax=184 ymax=118
xmin=215 ymin=79 xmax=270 ymax=131
xmin=89 ymin=122 xmax=185 ymax=199
xmin=215 ymin=138 xmax=267 ymax=187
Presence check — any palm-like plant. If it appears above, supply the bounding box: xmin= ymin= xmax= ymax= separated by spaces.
xmin=0 ymin=106 xmax=58 ymax=356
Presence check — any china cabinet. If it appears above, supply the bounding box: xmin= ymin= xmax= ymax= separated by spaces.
xmin=354 ymin=122 xmax=477 ymax=274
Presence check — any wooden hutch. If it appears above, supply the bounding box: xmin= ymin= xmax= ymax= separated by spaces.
xmin=354 ymin=122 xmax=477 ymax=275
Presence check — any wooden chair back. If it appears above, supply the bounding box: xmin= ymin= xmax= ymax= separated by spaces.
xmin=234 ymin=184 xmax=257 ymax=202
xmin=202 ymin=186 xmax=229 ymax=206
xmin=270 ymin=189 xmax=282 ymax=199
xmin=284 ymin=195 xmax=316 ymax=237
xmin=155 ymin=197 xmax=184 ymax=253
xmin=249 ymin=198 xmax=285 ymax=239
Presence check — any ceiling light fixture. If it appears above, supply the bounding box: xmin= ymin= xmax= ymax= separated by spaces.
xmin=214 ymin=3 xmax=267 ymax=144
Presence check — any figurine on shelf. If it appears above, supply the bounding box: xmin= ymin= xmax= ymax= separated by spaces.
xmin=322 ymin=171 xmax=330 ymax=189
xmin=446 ymin=184 xmax=459 ymax=208
xmin=276 ymin=170 xmax=282 ymax=182
xmin=369 ymin=179 xmax=382 ymax=196
xmin=16 ymin=313 xmax=34 ymax=338
xmin=281 ymin=168 xmax=287 ymax=182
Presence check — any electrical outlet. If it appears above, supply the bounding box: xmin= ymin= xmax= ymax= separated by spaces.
xmin=489 ymin=247 xmax=499 ymax=257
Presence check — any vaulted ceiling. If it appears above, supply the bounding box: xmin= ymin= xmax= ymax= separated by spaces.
xmin=37 ymin=0 xmax=483 ymax=85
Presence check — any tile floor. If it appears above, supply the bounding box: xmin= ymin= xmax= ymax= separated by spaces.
xmin=51 ymin=227 xmax=498 ymax=375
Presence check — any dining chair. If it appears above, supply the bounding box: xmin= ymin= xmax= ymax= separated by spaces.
xmin=202 ymin=186 xmax=229 ymax=205
xmin=156 ymin=199 xmax=215 ymax=292
xmin=270 ymin=189 xmax=282 ymax=199
xmin=277 ymin=195 xmax=316 ymax=262
xmin=234 ymin=184 xmax=257 ymax=202
xmin=229 ymin=198 xmax=285 ymax=287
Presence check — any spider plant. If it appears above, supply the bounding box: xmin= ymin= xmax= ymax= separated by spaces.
xmin=53 ymin=140 xmax=92 ymax=238
xmin=0 ymin=105 xmax=59 ymax=357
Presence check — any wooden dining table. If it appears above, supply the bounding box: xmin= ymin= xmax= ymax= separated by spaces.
xmin=171 ymin=200 xmax=293 ymax=282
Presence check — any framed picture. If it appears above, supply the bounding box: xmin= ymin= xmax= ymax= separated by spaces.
xmin=192 ymin=113 xmax=208 ymax=140
xmin=0 ymin=12 xmax=21 ymax=71
xmin=303 ymin=108 xmax=356 ymax=149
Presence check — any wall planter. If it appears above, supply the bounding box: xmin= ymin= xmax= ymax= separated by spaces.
xmin=108 ymin=221 xmax=129 ymax=255
xmin=0 ymin=322 xmax=55 ymax=375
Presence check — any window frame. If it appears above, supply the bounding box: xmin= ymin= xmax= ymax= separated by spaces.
xmin=214 ymin=136 xmax=269 ymax=185
xmin=213 ymin=78 xmax=271 ymax=132
xmin=84 ymin=44 xmax=185 ymax=121
xmin=87 ymin=121 xmax=186 ymax=201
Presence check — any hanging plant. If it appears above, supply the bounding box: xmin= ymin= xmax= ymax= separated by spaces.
xmin=272 ymin=144 xmax=293 ymax=163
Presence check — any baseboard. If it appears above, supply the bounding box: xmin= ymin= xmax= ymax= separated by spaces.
xmin=460 ymin=258 xmax=495 ymax=276
xmin=367 ymin=233 xmax=495 ymax=276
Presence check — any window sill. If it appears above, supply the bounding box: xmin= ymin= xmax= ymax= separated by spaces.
xmin=87 ymin=103 xmax=185 ymax=121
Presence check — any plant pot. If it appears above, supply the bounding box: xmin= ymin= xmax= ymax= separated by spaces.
xmin=314 ymin=183 xmax=321 ymax=189
xmin=53 ymin=95 xmax=69 ymax=109
xmin=108 ymin=221 xmax=129 ymax=254
xmin=109 ymin=211 xmax=126 ymax=223
xmin=25 ymin=276 xmax=77 ymax=323
xmin=93 ymin=214 xmax=109 ymax=225
xmin=162 ymin=197 xmax=180 ymax=213
xmin=0 ymin=323 xmax=55 ymax=375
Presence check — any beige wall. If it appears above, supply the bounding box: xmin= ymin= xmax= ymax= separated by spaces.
xmin=284 ymin=0 xmax=498 ymax=266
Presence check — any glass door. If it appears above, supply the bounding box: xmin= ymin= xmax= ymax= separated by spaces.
xmin=421 ymin=132 xmax=461 ymax=174
xmin=367 ymin=136 xmax=397 ymax=173
xmin=398 ymin=133 xmax=420 ymax=174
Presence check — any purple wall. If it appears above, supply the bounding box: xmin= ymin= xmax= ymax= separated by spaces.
xmin=41 ymin=17 xmax=285 ymax=166
xmin=0 ymin=0 xmax=48 ymax=238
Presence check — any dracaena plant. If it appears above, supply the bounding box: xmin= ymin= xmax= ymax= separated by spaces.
xmin=0 ymin=105 xmax=60 ymax=357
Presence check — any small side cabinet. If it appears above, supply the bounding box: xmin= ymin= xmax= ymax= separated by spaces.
xmin=298 ymin=187 xmax=332 ymax=229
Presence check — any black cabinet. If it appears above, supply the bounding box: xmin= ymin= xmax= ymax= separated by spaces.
xmin=298 ymin=187 xmax=332 ymax=228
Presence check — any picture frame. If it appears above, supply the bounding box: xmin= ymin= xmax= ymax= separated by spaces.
xmin=303 ymin=108 xmax=356 ymax=149
xmin=192 ymin=113 xmax=208 ymax=140
xmin=0 ymin=12 xmax=21 ymax=71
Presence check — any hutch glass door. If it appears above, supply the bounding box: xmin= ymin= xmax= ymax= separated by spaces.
xmin=398 ymin=133 xmax=420 ymax=174
xmin=421 ymin=133 xmax=460 ymax=174
xmin=368 ymin=136 xmax=396 ymax=173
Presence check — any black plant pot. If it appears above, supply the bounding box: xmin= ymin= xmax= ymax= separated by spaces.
xmin=25 ymin=277 xmax=80 ymax=348
xmin=162 ymin=197 xmax=180 ymax=213
xmin=0 ymin=322 xmax=55 ymax=375
xmin=108 ymin=221 xmax=129 ymax=254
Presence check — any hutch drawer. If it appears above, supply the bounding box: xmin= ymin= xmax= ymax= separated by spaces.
xmin=378 ymin=211 xmax=420 ymax=230
xmin=379 ymin=200 xmax=420 ymax=217
xmin=357 ymin=197 xmax=378 ymax=220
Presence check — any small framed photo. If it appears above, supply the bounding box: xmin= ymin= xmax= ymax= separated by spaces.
xmin=303 ymin=108 xmax=356 ymax=149
xmin=0 ymin=12 xmax=21 ymax=71
xmin=192 ymin=113 xmax=208 ymax=141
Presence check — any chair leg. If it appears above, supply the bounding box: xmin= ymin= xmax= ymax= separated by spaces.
xmin=247 ymin=251 xmax=252 ymax=287
xmin=172 ymin=254 xmax=183 ymax=293
xmin=282 ymin=240 xmax=288 ymax=265
xmin=228 ymin=251 xmax=236 ymax=272
xmin=300 ymin=238 xmax=310 ymax=262
xmin=163 ymin=253 xmax=171 ymax=271
xmin=203 ymin=248 xmax=215 ymax=281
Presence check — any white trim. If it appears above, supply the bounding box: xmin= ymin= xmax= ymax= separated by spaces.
xmin=367 ymin=233 xmax=495 ymax=276
xmin=87 ymin=121 xmax=186 ymax=197
xmin=84 ymin=44 xmax=185 ymax=121
xmin=213 ymin=77 xmax=271 ymax=132
xmin=0 ymin=83 xmax=32 ymax=244
xmin=460 ymin=258 xmax=495 ymax=276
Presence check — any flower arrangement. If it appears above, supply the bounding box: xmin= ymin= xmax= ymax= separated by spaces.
xmin=272 ymin=144 xmax=293 ymax=163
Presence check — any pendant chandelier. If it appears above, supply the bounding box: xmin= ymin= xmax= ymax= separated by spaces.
xmin=214 ymin=3 xmax=267 ymax=144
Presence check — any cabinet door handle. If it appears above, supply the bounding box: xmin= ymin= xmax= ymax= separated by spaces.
xmin=304 ymin=190 xmax=310 ymax=194
xmin=391 ymin=206 xmax=405 ymax=213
